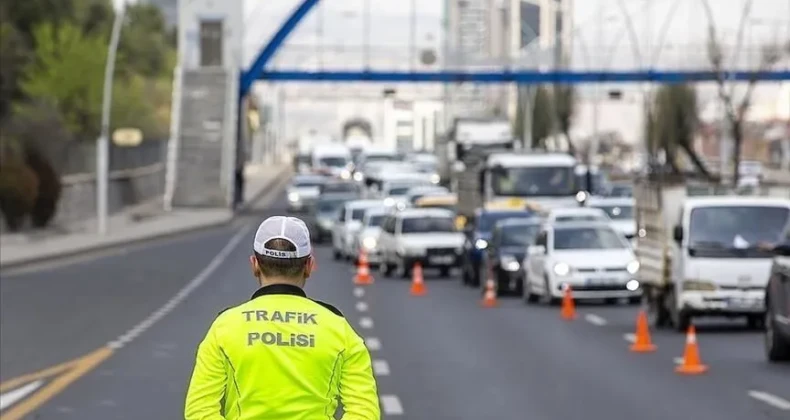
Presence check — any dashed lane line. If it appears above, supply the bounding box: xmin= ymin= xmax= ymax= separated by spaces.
xmin=673 ymin=357 xmax=684 ymax=365
xmin=584 ymin=314 xmax=607 ymax=326
xmin=359 ymin=317 xmax=374 ymax=329
xmin=372 ymin=360 xmax=391 ymax=376
xmin=623 ymin=333 xmax=636 ymax=343
xmin=355 ymin=301 xmax=369 ymax=312
xmin=365 ymin=337 xmax=381 ymax=351
xmin=748 ymin=390 xmax=790 ymax=411
xmin=108 ymin=225 xmax=251 ymax=349
xmin=353 ymin=287 xmax=365 ymax=298
xmin=380 ymin=395 xmax=404 ymax=415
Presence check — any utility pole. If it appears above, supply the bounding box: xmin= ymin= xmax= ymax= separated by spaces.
xmin=97 ymin=4 xmax=126 ymax=235
xmin=587 ymin=0 xmax=604 ymax=193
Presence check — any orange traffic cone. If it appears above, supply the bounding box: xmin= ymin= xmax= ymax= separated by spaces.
xmin=560 ymin=286 xmax=577 ymax=320
xmin=481 ymin=278 xmax=498 ymax=308
xmin=675 ymin=325 xmax=708 ymax=375
xmin=630 ymin=310 xmax=657 ymax=353
xmin=409 ymin=262 xmax=427 ymax=296
xmin=354 ymin=249 xmax=374 ymax=285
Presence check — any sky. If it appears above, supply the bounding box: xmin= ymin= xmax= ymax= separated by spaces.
xmin=238 ymin=0 xmax=789 ymax=70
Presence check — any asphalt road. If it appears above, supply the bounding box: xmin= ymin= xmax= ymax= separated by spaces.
xmin=1 ymin=191 xmax=789 ymax=419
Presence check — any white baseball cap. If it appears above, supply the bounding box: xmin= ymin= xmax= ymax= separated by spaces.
xmin=253 ymin=216 xmax=312 ymax=259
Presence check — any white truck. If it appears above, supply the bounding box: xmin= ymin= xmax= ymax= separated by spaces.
xmin=634 ymin=175 xmax=790 ymax=331
xmin=436 ymin=118 xmax=516 ymax=186
xmin=455 ymin=152 xmax=581 ymax=219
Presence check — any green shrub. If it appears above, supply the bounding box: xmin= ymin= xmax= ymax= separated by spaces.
xmin=24 ymin=146 xmax=61 ymax=227
xmin=0 ymin=157 xmax=39 ymax=231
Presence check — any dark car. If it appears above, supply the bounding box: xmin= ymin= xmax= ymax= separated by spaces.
xmin=310 ymin=193 xmax=356 ymax=243
xmin=319 ymin=180 xmax=361 ymax=196
xmin=461 ymin=209 xmax=535 ymax=287
xmin=480 ymin=218 xmax=542 ymax=296
xmin=765 ymin=238 xmax=790 ymax=362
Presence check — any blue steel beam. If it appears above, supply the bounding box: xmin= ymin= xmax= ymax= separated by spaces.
xmin=240 ymin=0 xmax=320 ymax=96
xmin=258 ymin=69 xmax=790 ymax=84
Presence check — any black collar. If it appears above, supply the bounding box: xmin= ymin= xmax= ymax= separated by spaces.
xmin=251 ymin=283 xmax=307 ymax=300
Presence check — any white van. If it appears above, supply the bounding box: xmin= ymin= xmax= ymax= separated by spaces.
xmin=312 ymin=144 xmax=352 ymax=179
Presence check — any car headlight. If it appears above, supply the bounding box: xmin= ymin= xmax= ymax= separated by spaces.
xmin=353 ymin=172 xmax=364 ymax=181
xmin=626 ymin=279 xmax=640 ymax=291
xmin=553 ymin=262 xmax=570 ymax=276
xmin=430 ymin=173 xmax=440 ymax=184
xmin=500 ymin=255 xmax=520 ymax=272
xmin=384 ymin=197 xmax=395 ymax=206
xmin=341 ymin=169 xmax=351 ymax=180
xmin=683 ymin=280 xmax=717 ymax=291
xmin=474 ymin=239 xmax=488 ymax=250
xmin=288 ymin=192 xmax=300 ymax=202
xmin=362 ymin=236 xmax=377 ymax=250
xmin=626 ymin=260 xmax=640 ymax=274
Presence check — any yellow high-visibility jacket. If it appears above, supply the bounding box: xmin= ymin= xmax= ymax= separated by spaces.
xmin=184 ymin=283 xmax=380 ymax=420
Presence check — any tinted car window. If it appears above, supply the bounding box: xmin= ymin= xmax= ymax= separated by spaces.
xmin=478 ymin=212 xmax=533 ymax=232
xmin=351 ymin=208 xmax=367 ymax=220
xmin=553 ymin=227 xmax=627 ymax=250
xmin=501 ymin=224 xmax=541 ymax=247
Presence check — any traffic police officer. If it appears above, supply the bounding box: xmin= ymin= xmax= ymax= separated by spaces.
xmin=185 ymin=216 xmax=380 ymax=419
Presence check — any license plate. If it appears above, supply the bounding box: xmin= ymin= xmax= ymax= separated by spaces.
xmin=586 ymin=278 xmax=617 ymax=285
xmin=727 ymin=298 xmax=758 ymax=308
xmin=429 ymin=256 xmax=454 ymax=265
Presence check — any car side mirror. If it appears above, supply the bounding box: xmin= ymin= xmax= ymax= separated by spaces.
xmin=672 ymin=225 xmax=683 ymax=243
xmin=527 ymin=245 xmax=546 ymax=255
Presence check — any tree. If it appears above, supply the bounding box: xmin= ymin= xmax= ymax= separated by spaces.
xmin=19 ymin=22 xmax=108 ymax=140
xmin=0 ymin=23 xmax=29 ymax=119
xmin=702 ymin=0 xmax=786 ymax=186
xmin=118 ymin=4 xmax=174 ymax=78
xmin=553 ymin=85 xmax=576 ymax=155
xmin=531 ymin=86 xmax=554 ymax=149
xmin=649 ymin=84 xmax=716 ymax=180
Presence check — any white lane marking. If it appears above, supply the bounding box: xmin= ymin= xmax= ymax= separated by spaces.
xmin=355 ymin=301 xmax=369 ymax=312
xmin=359 ymin=317 xmax=374 ymax=329
xmin=623 ymin=333 xmax=636 ymax=343
xmin=673 ymin=357 xmax=684 ymax=365
xmin=748 ymin=390 xmax=790 ymax=411
xmin=0 ymin=380 xmax=44 ymax=411
xmin=372 ymin=360 xmax=391 ymax=376
xmin=380 ymin=395 xmax=404 ymax=415
xmin=365 ymin=337 xmax=381 ymax=351
xmin=353 ymin=287 xmax=365 ymax=298
xmin=107 ymin=225 xmax=251 ymax=350
xmin=584 ymin=314 xmax=607 ymax=326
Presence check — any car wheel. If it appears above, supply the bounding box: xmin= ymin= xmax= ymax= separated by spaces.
xmin=395 ymin=258 xmax=411 ymax=279
xmin=439 ymin=267 xmax=450 ymax=278
xmin=747 ymin=315 xmax=764 ymax=330
xmin=604 ymin=298 xmax=619 ymax=305
xmin=544 ymin=277 xmax=560 ymax=306
xmin=628 ymin=296 xmax=641 ymax=305
xmin=333 ymin=249 xmax=341 ymax=260
xmin=379 ymin=260 xmax=393 ymax=277
xmin=766 ymin=299 xmax=790 ymax=362
xmin=523 ymin=275 xmax=539 ymax=304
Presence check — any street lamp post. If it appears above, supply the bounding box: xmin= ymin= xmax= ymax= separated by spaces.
xmin=97 ymin=4 xmax=126 ymax=235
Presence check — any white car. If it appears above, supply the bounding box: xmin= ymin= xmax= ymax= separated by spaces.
xmin=403 ymin=185 xmax=450 ymax=206
xmin=350 ymin=207 xmax=389 ymax=264
xmin=379 ymin=177 xmax=435 ymax=207
xmin=523 ymin=221 xmax=642 ymax=304
xmin=377 ymin=208 xmax=465 ymax=278
xmin=286 ymin=174 xmax=327 ymax=212
xmin=332 ymin=199 xmax=385 ymax=260
xmin=544 ymin=207 xmax=610 ymax=224
xmin=587 ymin=197 xmax=636 ymax=240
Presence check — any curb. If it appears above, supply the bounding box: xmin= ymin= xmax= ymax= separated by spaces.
xmin=0 ymin=167 xmax=291 ymax=271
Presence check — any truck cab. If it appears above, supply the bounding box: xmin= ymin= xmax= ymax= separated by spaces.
xmin=477 ymin=153 xmax=580 ymax=212
xmin=636 ymin=177 xmax=790 ymax=331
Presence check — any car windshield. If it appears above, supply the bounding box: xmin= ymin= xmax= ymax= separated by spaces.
xmin=351 ymin=208 xmax=368 ymax=221
xmin=322 ymin=183 xmax=358 ymax=194
xmin=478 ymin=212 xmax=532 ymax=232
xmin=294 ymin=179 xmax=325 ymax=188
xmin=317 ymin=199 xmax=346 ymax=214
xmin=553 ymin=227 xmax=627 ymax=250
xmin=401 ymin=217 xmax=456 ymax=233
xmin=555 ymin=215 xmax=606 ymax=222
xmin=420 ymin=204 xmax=456 ymax=212
xmin=319 ymin=157 xmax=348 ymax=167
xmin=608 ymin=184 xmax=633 ymax=197
xmin=501 ymin=225 xmax=540 ymax=247
xmin=388 ymin=185 xmax=420 ymax=196
xmin=366 ymin=154 xmax=399 ymax=163
xmin=491 ymin=166 xmax=576 ymax=197
xmin=366 ymin=215 xmax=385 ymax=227
xmin=592 ymin=205 xmax=634 ymax=220
xmin=688 ymin=206 xmax=790 ymax=258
